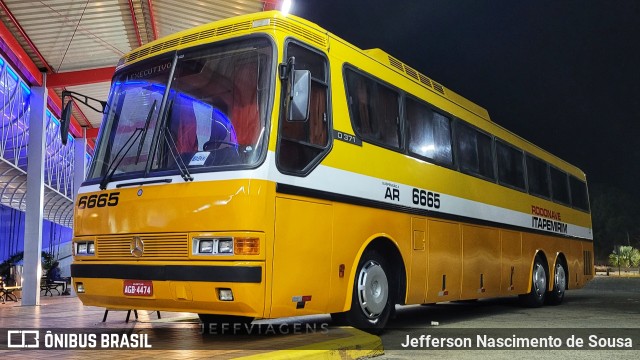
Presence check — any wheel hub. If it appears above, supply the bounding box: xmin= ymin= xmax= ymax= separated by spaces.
xmin=533 ymin=263 xmax=547 ymax=297
xmin=357 ymin=260 xmax=388 ymax=319
xmin=555 ymin=264 xmax=566 ymax=294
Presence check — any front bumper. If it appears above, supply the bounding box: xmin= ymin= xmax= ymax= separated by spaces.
xmin=71 ymin=261 xmax=265 ymax=317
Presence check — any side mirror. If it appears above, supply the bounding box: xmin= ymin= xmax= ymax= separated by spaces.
xmin=60 ymin=101 xmax=72 ymax=145
xmin=288 ymin=69 xmax=310 ymax=121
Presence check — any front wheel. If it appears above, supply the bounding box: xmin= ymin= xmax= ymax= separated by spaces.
xmin=332 ymin=250 xmax=393 ymax=334
xmin=519 ymin=256 xmax=547 ymax=307
xmin=546 ymin=261 xmax=567 ymax=305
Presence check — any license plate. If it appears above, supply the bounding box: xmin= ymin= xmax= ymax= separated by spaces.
xmin=123 ymin=280 xmax=153 ymax=296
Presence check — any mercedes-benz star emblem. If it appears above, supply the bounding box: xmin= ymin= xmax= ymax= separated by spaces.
xmin=130 ymin=236 xmax=144 ymax=257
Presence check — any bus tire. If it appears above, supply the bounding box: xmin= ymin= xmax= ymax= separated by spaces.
xmin=341 ymin=250 xmax=392 ymax=334
xmin=546 ymin=261 xmax=567 ymax=305
xmin=519 ymin=256 xmax=547 ymax=307
xmin=198 ymin=314 xmax=253 ymax=333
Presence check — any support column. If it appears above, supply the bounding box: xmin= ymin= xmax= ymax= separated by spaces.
xmin=22 ymin=73 xmax=46 ymax=306
xmin=73 ymin=127 xmax=87 ymax=199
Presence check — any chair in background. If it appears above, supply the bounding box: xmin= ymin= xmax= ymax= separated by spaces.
xmin=40 ymin=277 xmax=60 ymax=296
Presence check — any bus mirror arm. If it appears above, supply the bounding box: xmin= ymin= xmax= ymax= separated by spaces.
xmin=279 ymin=57 xmax=310 ymax=122
xmin=59 ymin=90 xmax=108 ymax=145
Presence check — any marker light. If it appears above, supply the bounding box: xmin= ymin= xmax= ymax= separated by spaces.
xmin=217 ymin=288 xmax=234 ymax=301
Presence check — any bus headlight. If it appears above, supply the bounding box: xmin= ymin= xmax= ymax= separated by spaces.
xmin=193 ymin=237 xmax=234 ymax=255
xmin=218 ymin=239 xmax=233 ymax=254
xmin=198 ymin=240 xmax=214 ymax=253
xmin=75 ymin=241 xmax=95 ymax=256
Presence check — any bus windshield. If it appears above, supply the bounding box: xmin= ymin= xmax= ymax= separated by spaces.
xmin=88 ymin=37 xmax=273 ymax=183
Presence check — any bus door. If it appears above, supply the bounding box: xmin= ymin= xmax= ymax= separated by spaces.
xmin=271 ymin=40 xmax=332 ymax=317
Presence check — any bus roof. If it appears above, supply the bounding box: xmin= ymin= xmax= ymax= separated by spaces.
xmin=117 ymin=10 xmax=586 ymax=180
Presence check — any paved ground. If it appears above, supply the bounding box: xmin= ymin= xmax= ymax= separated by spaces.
xmin=0 ymin=292 xmax=380 ymax=359
xmin=1 ymin=275 xmax=638 ymax=359
xmin=378 ymin=276 xmax=640 ymax=359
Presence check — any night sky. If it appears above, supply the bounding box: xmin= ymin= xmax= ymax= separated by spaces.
xmin=293 ymin=0 xmax=640 ymax=201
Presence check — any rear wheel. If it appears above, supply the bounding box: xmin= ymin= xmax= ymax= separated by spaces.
xmin=546 ymin=261 xmax=567 ymax=305
xmin=332 ymin=250 xmax=392 ymax=334
xmin=520 ymin=256 xmax=547 ymax=307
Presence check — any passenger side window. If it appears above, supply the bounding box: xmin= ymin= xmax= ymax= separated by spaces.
xmin=526 ymin=155 xmax=550 ymax=198
xmin=345 ymin=69 xmax=400 ymax=149
xmin=569 ymin=176 xmax=590 ymax=212
xmin=406 ymin=98 xmax=453 ymax=165
xmin=496 ymin=140 xmax=525 ymax=190
xmin=455 ymin=122 xmax=495 ymax=180
xmin=550 ymin=166 xmax=570 ymax=205
xmin=277 ymin=43 xmax=330 ymax=174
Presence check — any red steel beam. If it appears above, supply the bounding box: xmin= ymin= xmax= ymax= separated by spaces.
xmin=47 ymin=66 xmax=115 ymax=88
xmin=86 ymin=127 xmax=99 ymax=138
xmin=262 ymin=0 xmax=282 ymax=11
xmin=127 ymin=0 xmax=143 ymax=47
xmin=0 ymin=4 xmax=96 ymax=147
xmin=147 ymin=0 xmax=159 ymax=40
xmin=0 ymin=1 xmax=54 ymax=73
xmin=0 ymin=13 xmax=42 ymax=86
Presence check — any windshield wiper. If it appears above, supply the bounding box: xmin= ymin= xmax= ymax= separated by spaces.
xmin=99 ymin=129 xmax=143 ymax=190
xmin=135 ymin=100 xmax=157 ymax=164
xmin=157 ymin=99 xmax=193 ymax=182
xmin=162 ymin=126 xmax=193 ymax=182
xmin=99 ymin=101 xmax=159 ymax=190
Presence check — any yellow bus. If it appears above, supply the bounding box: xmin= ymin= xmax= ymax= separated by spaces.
xmin=69 ymin=11 xmax=594 ymax=332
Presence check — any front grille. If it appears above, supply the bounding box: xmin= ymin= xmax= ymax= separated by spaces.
xmin=96 ymin=233 xmax=189 ymax=260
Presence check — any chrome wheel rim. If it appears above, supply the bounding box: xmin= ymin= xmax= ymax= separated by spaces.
xmin=532 ymin=262 xmax=547 ymax=298
xmin=554 ymin=263 xmax=566 ymax=295
xmin=357 ymin=260 xmax=388 ymax=320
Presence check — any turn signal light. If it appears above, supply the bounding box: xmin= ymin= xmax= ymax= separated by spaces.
xmin=234 ymin=237 xmax=260 ymax=255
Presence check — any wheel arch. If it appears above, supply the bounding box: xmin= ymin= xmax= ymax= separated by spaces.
xmin=342 ymin=234 xmax=407 ymax=311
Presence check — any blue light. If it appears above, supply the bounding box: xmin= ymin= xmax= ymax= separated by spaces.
xmin=20 ymin=82 xmax=30 ymax=96
xmin=48 ymin=110 xmax=61 ymax=127
xmin=6 ymin=66 xmax=18 ymax=82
